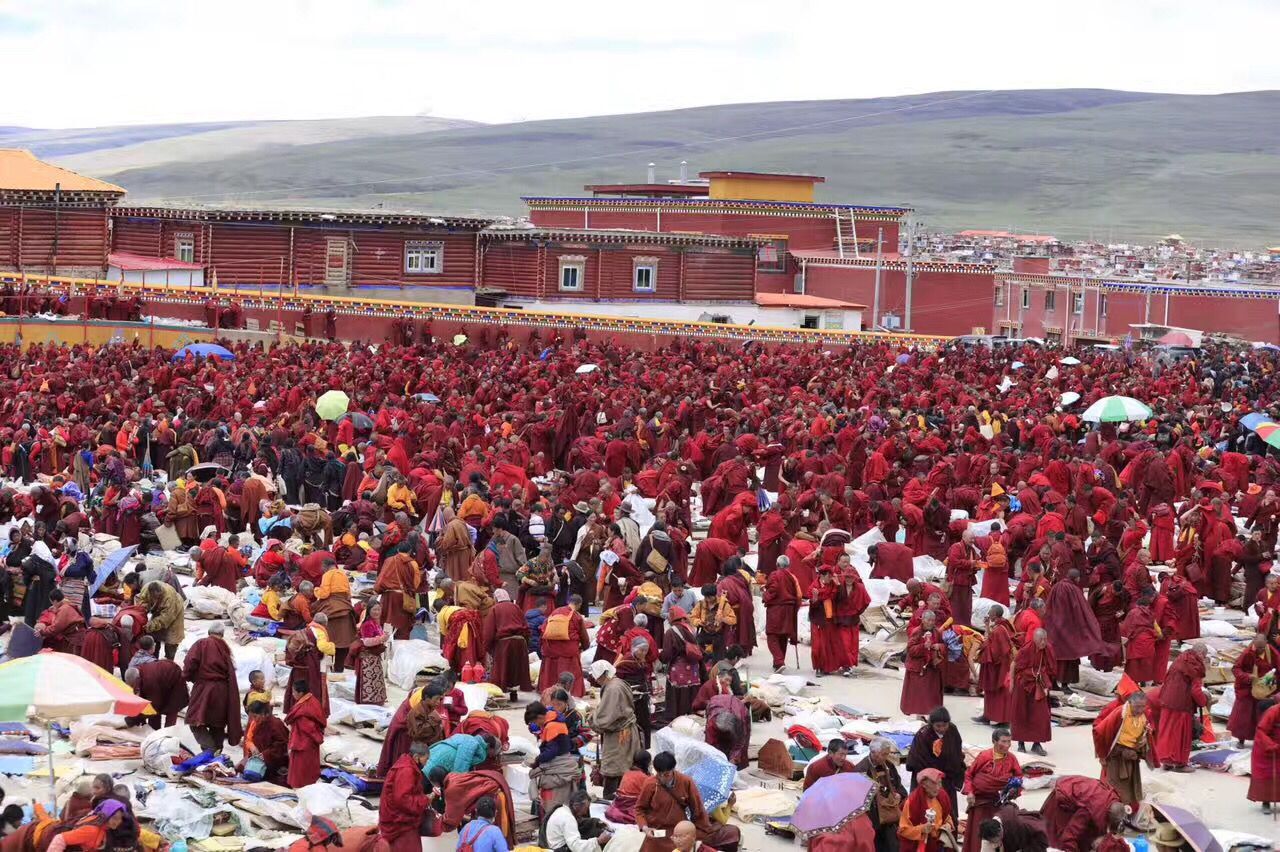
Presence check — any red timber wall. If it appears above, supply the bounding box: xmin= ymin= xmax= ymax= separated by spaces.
xmin=0 ymin=273 xmax=946 ymax=353
xmin=797 ymin=264 xmax=996 ymax=336
xmin=0 ymin=206 xmax=112 ymax=275
xmin=528 ymin=206 xmax=899 ymax=252
xmin=110 ymin=215 xmax=479 ymax=289
xmin=997 ymin=275 xmax=1280 ymax=344
xmin=480 ymin=240 xmax=756 ymax=302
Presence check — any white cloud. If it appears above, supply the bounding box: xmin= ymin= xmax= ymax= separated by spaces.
xmin=2 ymin=0 xmax=1278 ymax=127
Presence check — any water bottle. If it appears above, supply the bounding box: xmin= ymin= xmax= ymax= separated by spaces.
xmin=1132 ymin=836 xmax=1148 ymax=852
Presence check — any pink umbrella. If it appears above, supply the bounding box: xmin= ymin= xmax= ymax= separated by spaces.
xmin=1159 ymin=331 xmax=1195 ymax=346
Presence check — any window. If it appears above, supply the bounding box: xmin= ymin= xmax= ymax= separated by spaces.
xmin=1099 ymin=294 xmax=1108 ymax=317
xmin=822 ymin=311 xmax=844 ymax=330
xmin=994 ymin=286 xmax=1004 ymax=306
xmin=1072 ymin=292 xmax=1084 ymax=315
xmin=633 ymin=257 xmax=658 ymax=293
xmin=174 ymin=234 xmax=195 ymax=264
xmin=558 ymin=256 xmax=585 ymax=292
xmin=753 ymin=237 xmax=788 ymax=273
xmin=1021 ymin=289 xmax=1030 ymax=310
xmin=404 ymin=241 xmax=443 ymax=274
xmin=1044 ymin=290 xmax=1056 ymax=311
xmin=801 ymin=314 xmax=820 ymax=329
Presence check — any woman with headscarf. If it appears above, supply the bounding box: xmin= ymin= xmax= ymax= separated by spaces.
xmin=21 ymin=540 xmax=57 ymax=627
xmin=350 ymin=601 xmax=389 ymax=705
xmin=40 ymin=799 xmax=130 ymax=852
xmin=660 ymin=606 xmax=702 ymax=721
xmin=897 ymin=768 xmax=954 ymax=852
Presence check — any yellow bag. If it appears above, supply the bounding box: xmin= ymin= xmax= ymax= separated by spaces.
xmin=545 ymin=613 xmax=572 ymax=642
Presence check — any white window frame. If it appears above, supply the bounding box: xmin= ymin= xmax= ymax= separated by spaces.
xmin=632 ymin=257 xmax=658 ymax=293
xmin=994 ymin=286 xmax=1004 ymax=306
xmin=404 ymin=241 xmax=444 ymax=275
xmin=1044 ymin=290 xmax=1056 ymax=311
xmin=558 ymin=255 xmax=586 ymax=292
xmin=174 ymin=233 xmax=195 ymax=264
xmin=1021 ymin=288 xmax=1030 ymax=310
xmin=1072 ymin=292 xmax=1084 ymax=315
xmin=1099 ymin=294 xmax=1108 ymax=317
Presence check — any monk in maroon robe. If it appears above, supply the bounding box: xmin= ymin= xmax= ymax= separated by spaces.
xmin=868 ymin=542 xmax=914 ymax=583
xmin=900 ymin=611 xmax=944 ymax=715
xmin=482 ymin=590 xmax=532 ymax=691
xmin=379 ymin=747 xmax=432 ymax=852
xmin=286 ymin=681 xmax=328 ymax=787
xmin=182 ymin=626 xmax=243 ymax=752
xmin=716 ymin=561 xmax=756 ymax=655
xmin=976 ymin=607 xmax=1016 ymax=726
xmin=1011 ymin=629 xmax=1054 ymax=755
xmin=125 ymin=660 xmax=189 ymax=729
xmin=1153 ymin=644 xmax=1208 ymax=770
xmin=537 ymin=597 xmax=590 ymax=696
xmin=962 ymin=732 xmax=1022 ymax=852
xmin=945 ymin=532 xmax=981 ymax=627
xmin=762 ymin=557 xmax=802 ymax=670
xmin=285 ymin=625 xmax=330 ymax=715
xmin=196 ymin=541 xmax=244 ymax=593
xmin=1040 ymin=776 xmax=1124 ymax=852
xmin=1042 ymin=570 xmax=1104 ymax=688
xmin=690 ymin=537 xmax=738 ymax=587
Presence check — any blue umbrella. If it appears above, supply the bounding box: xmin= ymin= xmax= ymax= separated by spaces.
xmin=172 ymin=343 xmax=235 ymax=361
xmin=685 ymin=757 xmax=736 ymax=812
xmin=895 ymin=353 xmax=911 ymax=365
xmin=413 ymin=392 xmax=441 ymax=403
xmin=88 ymin=546 xmax=138 ymax=598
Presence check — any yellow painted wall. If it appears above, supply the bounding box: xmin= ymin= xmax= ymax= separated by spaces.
xmin=707 ymin=175 xmax=817 ymax=203
xmin=0 ymin=318 xmax=214 ymax=350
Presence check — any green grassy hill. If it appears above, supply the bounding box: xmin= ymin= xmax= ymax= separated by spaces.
xmin=21 ymin=90 xmax=1280 ymax=247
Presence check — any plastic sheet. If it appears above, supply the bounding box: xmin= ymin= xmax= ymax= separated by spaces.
xmin=386 ymin=639 xmax=448 ymax=690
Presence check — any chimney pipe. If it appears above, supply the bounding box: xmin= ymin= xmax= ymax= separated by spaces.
xmin=647 ymin=163 xmax=656 ymax=184
xmin=679 ymin=160 xmax=688 ymax=183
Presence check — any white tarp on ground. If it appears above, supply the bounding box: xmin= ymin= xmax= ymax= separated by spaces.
xmin=386 ymin=639 xmax=448 ymax=690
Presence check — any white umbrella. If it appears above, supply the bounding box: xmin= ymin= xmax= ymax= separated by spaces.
xmin=1060 ymin=391 xmax=1081 ymax=407
xmin=575 ymin=364 xmax=599 ymax=374
xmin=1011 ymin=361 xmax=1025 ymax=370
xmin=1082 ymin=395 xmax=1152 ymax=422
xmin=1059 ymin=356 xmax=1082 ymax=366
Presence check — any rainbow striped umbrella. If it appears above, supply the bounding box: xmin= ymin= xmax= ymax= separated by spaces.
xmin=1241 ymin=413 xmax=1280 ymax=449
xmin=0 ymin=652 xmax=153 ymax=721
xmin=1082 ymin=395 xmax=1152 ymax=423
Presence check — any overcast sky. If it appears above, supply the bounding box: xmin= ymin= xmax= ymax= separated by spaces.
xmin=4 ymin=0 xmax=1278 ymax=127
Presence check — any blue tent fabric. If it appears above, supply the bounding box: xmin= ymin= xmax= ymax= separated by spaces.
xmin=172 ymin=343 xmax=235 ymax=361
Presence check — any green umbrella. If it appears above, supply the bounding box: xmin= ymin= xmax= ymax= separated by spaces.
xmin=315 ymin=389 xmax=350 ymax=421
xmin=1082 ymin=395 xmax=1152 ymax=423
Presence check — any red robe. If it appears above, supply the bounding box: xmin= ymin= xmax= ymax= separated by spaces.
xmin=1041 ymin=776 xmax=1120 ymax=852
xmin=537 ymin=607 xmax=589 ymax=696
xmin=870 ymin=542 xmax=914 ymax=583
xmin=286 ymin=692 xmax=328 ymax=787
xmin=1153 ymin=652 xmax=1207 ymax=767
xmin=962 ymin=750 xmax=1022 ymax=852
xmin=979 ymin=619 xmax=1016 ymax=723
xmin=900 ymin=626 xmax=943 ymax=715
xmin=809 ymin=582 xmax=852 ymax=674
xmin=1228 ymin=645 xmax=1277 ymax=742
xmin=690 ymin=538 xmax=738 ymax=587
xmin=1249 ymin=703 xmax=1280 ymax=803
xmin=182 ymin=636 xmax=244 ymax=746
xmin=762 ymin=567 xmax=802 ymax=668
xmin=1011 ymin=642 xmax=1055 ymax=744
xmin=379 ymin=753 xmax=432 ymax=852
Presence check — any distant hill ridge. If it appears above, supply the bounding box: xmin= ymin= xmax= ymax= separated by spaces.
xmin=13 ymin=90 xmax=1280 ymax=247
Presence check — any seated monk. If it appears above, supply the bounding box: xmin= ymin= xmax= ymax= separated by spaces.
xmin=239 ymin=700 xmax=290 ymax=783
xmin=637 ymin=751 xmax=740 ymax=852
xmin=441 ymin=768 xmax=518 ymax=845
xmin=604 ymin=750 xmax=652 ymax=824
xmin=35 ymin=589 xmax=86 ymax=654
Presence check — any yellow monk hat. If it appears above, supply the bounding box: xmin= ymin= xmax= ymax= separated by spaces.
xmin=991 ymin=483 xmax=1006 ymax=498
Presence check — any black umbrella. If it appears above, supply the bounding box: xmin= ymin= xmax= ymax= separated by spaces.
xmin=338 ymin=411 xmax=375 ymax=431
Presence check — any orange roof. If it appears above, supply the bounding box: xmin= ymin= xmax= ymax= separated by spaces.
xmin=0 ymin=149 xmax=125 ymax=194
xmin=755 ymin=292 xmax=865 ymax=309
xmin=699 ymin=170 xmax=825 ymax=183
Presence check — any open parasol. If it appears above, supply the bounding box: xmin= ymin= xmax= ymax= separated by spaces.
xmin=337 ymin=411 xmax=375 ymax=431
xmin=172 ymin=343 xmax=235 ymax=362
xmin=0 ymin=653 xmax=153 ymax=808
xmin=1241 ymin=412 xmax=1280 ymax=450
xmin=1059 ymin=356 xmax=1081 ymax=366
xmin=1159 ymin=331 xmax=1195 ymax=347
xmin=1060 ymin=391 xmax=1081 ymax=407
xmin=685 ymin=758 xmax=736 ymax=812
xmin=315 ymin=390 xmax=350 ymax=421
xmin=791 ymin=772 xmax=875 ymax=838
xmin=575 ymin=363 xmax=599 ymax=374
xmin=1082 ymin=395 xmax=1151 ymax=423
xmin=413 ymin=392 xmax=441 ymax=403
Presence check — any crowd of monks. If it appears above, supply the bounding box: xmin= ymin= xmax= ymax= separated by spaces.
xmin=3 ymin=331 xmax=1280 ymax=852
